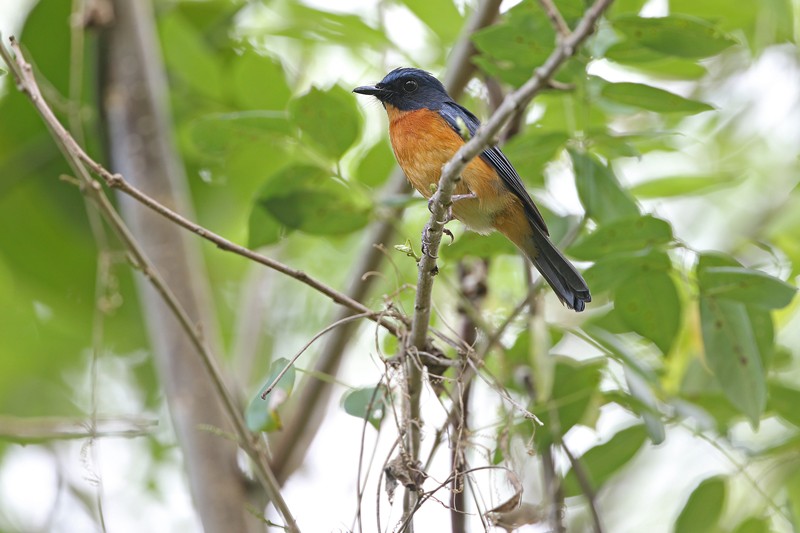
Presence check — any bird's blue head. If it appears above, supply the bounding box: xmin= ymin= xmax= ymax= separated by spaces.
xmin=353 ymin=67 xmax=451 ymax=111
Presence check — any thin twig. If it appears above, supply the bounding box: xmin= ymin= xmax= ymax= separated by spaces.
xmin=537 ymin=0 xmax=572 ymax=39
xmin=261 ymin=312 xmax=374 ymax=398
xmin=352 ymin=379 xmax=387 ymax=533
xmin=0 ymin=415 xmax=157 ymax=441
xmin=561 ymin=442 xmax=604 ymax=533
xmin=397 ymin=466 xmax=517 ymax=533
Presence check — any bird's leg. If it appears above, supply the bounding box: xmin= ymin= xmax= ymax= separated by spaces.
xmin=427 ymin=192 xmax=477 ymax=223
xmin=450 ymin=192 xmax=478 ymax=203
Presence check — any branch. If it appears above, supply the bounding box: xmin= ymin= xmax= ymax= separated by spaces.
xmin=0 ymin=36 xmax=300 ymax=533
xmin=0 ymin=415 xmax=157 ymax=442
xmin=537 ymin=0 xmax=572 ymax=39
xmin=562 ymin=442 xmax=604 ymax=533
xmin=86 ymin=149 xmax=405 ymax=338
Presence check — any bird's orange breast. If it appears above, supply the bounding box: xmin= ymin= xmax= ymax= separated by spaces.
xmin=385 ymin=104 xmax=520 ymax=234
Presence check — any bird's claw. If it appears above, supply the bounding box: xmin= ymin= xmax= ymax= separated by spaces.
xmin=421 ymin=226 xmax=455 ymax=260
xmin=427 ymin=197 xmax=456 ymax=224
xmin=443 ymin=228 xmax=454 ymax=244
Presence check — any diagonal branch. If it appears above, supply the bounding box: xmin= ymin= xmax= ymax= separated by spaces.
xmin=537 ymin=0 xmax=572 ymax=38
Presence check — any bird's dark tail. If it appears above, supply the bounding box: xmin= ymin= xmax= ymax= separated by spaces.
xmin=520 ymin=227 xmax=591 ymax=312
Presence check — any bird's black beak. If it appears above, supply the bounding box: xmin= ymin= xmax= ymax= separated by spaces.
xmin=353 ymin=85 xmax=383 ymax=96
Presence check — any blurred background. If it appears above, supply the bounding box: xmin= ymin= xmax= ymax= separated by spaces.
xmin=0 ymin=0 xmax=799 ymax=531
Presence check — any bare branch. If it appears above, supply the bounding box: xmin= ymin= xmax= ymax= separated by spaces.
xmin=0 ymin=415 xmax=157 ymax=442
xmin=562 ymin=442 xmax=604 ymax=533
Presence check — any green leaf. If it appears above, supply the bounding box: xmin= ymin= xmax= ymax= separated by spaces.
xmin=289 ymin=86 xmax=361 ymax=159
xmin=623 ymin=369 xmax=665 ymax=444
xmin=604 ymin=41 xmax=708 ymax=78
xmin=562 ymin=425 xmax=648 ymax=497
xmin=568 ymin=148 xmax=639 ymax=224
xmin=584 ymin=248 xmax=671 ymax=294
xmin=699 ymin=266 xmax=796 ymax=309
xmin=607 ymin=0 xmax=648 ymax=17
xmin=732 ymin=517 xmax=770 ymax=533
xmin=252 ymin=165 xmax=371 ymax=236
xmin=501 ymin=131 xmax=569 ymax=185
xmin=600 ymin=81 xmax=713 ymax=114
xmin=768 ymin=381 xmax=800 ymax=428
xmin=186 ymin=111 xmax=290 ymax=158
xmin=535 ymin=92 xmax=609 ymax=133
xmin=747 ymin=307 xmax=774 ymax=369
xmin=631 ymin=174 xmax=735 ymax=198
xmin=276 ymin=4 xmax=389 ymax=48
xmin=247 ymin=203 xmax=285 ymax=248
xmin=341 ymin=385 xmax=389 ymax=430
xmin=674 ymin=476 xmax=726 ymax=533
xmin=612 ymin=15 xmax=738 ymax=58
xmin=246 ymin=358 xmax=297 ymax=433
xmin=404 ymin=0 xmax=463 ymax=44
xmin=568 ymin=215 xmax=672 ymax=261
xmin=230 ymin=50 xmax=292 ymax=110
xmin=442 ymin=231 xmax=517 ymax=260
xmin=262 ymin=190 xmax=370 ymax=236
xmin=158 ymin=13 xmax=225 ymax=99
xmin=615 ymin=269 xmax=681 ymax=354
xmin=472 ymin=2 xmax=556 ymax=86
xmin=356 ymin=140 xmax=396 ymax=187
xmin=669 ymin=0 xmax=793 ymax=51
xmin=699 ymin=296 xmax=766 ymax=425
xmin=788 ymin=469 xmax=800 ymax=528
xmin=533 ymin=357 xmax=605 ymax=446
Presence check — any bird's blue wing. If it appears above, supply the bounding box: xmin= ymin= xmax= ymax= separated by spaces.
xmin=438 ymin=101 xmax=549 ymax=235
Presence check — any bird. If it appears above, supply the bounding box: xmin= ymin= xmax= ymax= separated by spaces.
xmin=353 ymin=67 xmax=590 ymax=312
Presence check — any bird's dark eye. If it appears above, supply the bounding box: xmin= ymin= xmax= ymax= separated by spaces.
xmin=403 ymin=79 xmax=418 ymax=93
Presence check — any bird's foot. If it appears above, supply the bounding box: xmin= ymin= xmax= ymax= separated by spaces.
xmin=427 ymin=192 xmax=476 ymax=224
xmin=442 ymin=227 xmax=454 ymax=245
xmin=450 ymin=192 xmax=478 ymax=203
xmin=421 ymin=226 xmax=455 ymax=259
